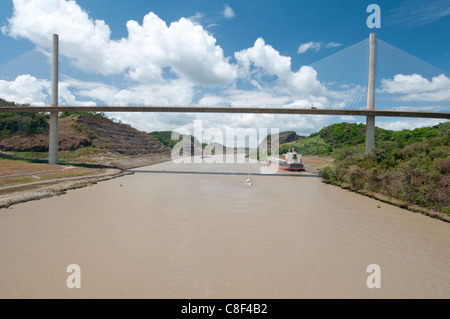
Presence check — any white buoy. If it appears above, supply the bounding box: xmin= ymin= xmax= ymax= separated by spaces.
xmin=246 ymin=161 xmax=253 ymax=186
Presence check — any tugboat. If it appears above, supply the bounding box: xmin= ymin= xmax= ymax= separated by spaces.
xmin=268 ymin=149 xmax=304 ymax=171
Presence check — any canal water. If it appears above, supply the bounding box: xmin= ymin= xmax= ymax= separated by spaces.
xmin=0 ymin=159 xmax=449 ymax=298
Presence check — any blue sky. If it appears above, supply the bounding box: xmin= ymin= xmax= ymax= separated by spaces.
xmin=0 ymin=0 xmax=449 ymax=141
xmin=1 ymin=1 xmax=449 ymax=69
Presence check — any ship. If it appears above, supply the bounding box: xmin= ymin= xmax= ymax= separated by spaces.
xmin=268 ymin=149 xmax=304 ymax=171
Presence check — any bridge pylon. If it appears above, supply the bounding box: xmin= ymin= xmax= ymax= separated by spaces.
xmin=365 ymin=32 xmax=376 ymax=155
xmin=48 ymin=34 xmax=59 ymax=165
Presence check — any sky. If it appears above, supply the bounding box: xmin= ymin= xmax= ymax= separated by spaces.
xmin=0 ymin=0 xmax=449 ymax=145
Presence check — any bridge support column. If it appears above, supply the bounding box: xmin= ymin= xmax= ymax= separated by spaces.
xmin=49 ymin=34 xmax=59 ymax=165
xmin=365 ymin=32 xmax=376 ymax=155
xmin=366 ymin=115 xmax=375 ymax=153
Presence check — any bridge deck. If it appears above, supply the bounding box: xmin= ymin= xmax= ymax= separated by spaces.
xmin=0 ymin=106 xmax=449 ymax=119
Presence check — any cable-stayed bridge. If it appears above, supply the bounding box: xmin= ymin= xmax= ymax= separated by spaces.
xmin=1 ymin=105 xmax=449 ymax=119
xmin=1 ymin=33 xmax=450 ymax=164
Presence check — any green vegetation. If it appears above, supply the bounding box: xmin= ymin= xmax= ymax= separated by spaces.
xmin=149 ymin=131 xmax=181 ymax=148
xmin=317 ymin=122 xmax=449 ymax=213
xmin=59 ymin=146 xmax=100 ymax=160
xmin=41 ymin=172 xmax=93 ymax=180
xmin=0 ymin=98 xmax=21 ymax=107
xmin=70 ymin=121 xmax=83 ymax=133
xmin=68 ymin=119 xmax=98 ymax=140
xmin=0 ymin=112 xmax=49 ymax=137
xmin=60 ymin=112 xmax=107 ymax=119
xmin=279 ymin=135 xmax=330 ymax=155
xmin=0 ymin=150 xmax=48 ymax=161
xmin=149 ymin=131 xmax=199 ymax=149
xmin=0 ymin=98 xmax=49 ymax=137
xmin=269 ymin=121 xmax=449 ymax=213
xmin=0 ymin=104 xmax=103 ymax=139
xmin=0 ymin=101 xmax=107 ymax=138
xmin=0 ymin=149 xmax=110 ymax=169
xmin=280 ymin=123 xmax=388 ymax=156
xmin=278 ymin=121 xmax=448 ymax=156
xmin=16 ymin=177 xmax=35 ymax=183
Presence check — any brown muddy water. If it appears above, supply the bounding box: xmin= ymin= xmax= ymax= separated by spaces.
xmin=0 ymin=158 xmax=449 ymax=298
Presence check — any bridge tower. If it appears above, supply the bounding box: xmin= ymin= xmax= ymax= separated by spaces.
xmin=49 ymin=34 xmax=59 ymax=164
xmin=365 ymin=32 xmax=376 ymax=154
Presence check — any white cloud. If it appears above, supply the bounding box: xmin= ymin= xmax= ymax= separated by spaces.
xmin=235 ymin=38 xmax=292 ymax=80
xmin=340 ymin=116 xmax=357 ymax=121
xmin=288 ymin=66 xmax=327 ymax=96
xmin=198 ymin=87 xmax=291 ymax=108
xmin=0 ymin=74 xmax=96 ymax=106
xmin=223 ymin=5 xmax=236 ymax=19
xmin=59 ymin=81 xmax=97 ymax=106
xmin=376 ymin=118 xmax=445 ymax=131
xmin=3 ymin=0 xmax=238 ymax=86
xmin=2 ymin=1 xmax=337 ymax=111
xmin=297 ymin=41 xmax=342 ymax=54
xmin=235 ymin=38 xmax=327 ymax=98
xmin=388 ymin=0 xmax=450 ymax=26
xmin=0 ymin=74 xmax=49 ymax=106
xmin=0 ymin=0 xmax=393 ymax=136
xmin=187 ymin=12 xmax=204 ymax=25
xmin=380 ymin=73 xmax=450 ymax=102
xmin=326 ymin=42 xmax=342 ymax=49
xmin=287 ymin=96 xmax=329 ymax=109
xmin=70 ymin=80 xmax=195 ymax=106
xmin=297 ymin=42 xmax=322 ymax=54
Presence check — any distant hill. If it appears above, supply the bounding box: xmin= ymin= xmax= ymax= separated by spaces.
xmin=203 ymin=142 xmax=238 ymax=155
xmin=149 ymin=130 xmax=203 ymax=156
xmin=267 ymin=122 xmax=450 ymax=156
xmin=149 ymin=131 xmax=248 ymax=156
xmin=261 ymin=131 xmax=304 ymax=146
xmin=259 ymin=131 xmax=305 ymax=157
xmin=148 ymin=131 xmax=182 ymax=149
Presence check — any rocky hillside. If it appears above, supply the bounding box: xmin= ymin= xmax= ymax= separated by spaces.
xmin=259 ymin=131 xmax=305 ymax=156
xmin=149 ymin=130 xmax=203 ymax=156
xmin=0 ymin=113 xmax=170 ymax=156
xmin=75 ymin=115 xmax=169 ymax=155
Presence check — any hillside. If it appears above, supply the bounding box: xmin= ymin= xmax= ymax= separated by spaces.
xmin=258 ymin=131 xmax=305 ymax=157
xmin=75 ymin=115 xmax=169 ymax=155
xmin=273 ymin=122 xmax=449 ymax=157
xmin=319 ymin=122 xmax=449 ymax=215
xmin=1 ymin=113 xmax=169 ymax=154
xmin=0 ymin=111 xmax=49 ymax=139
xmin=149 ymin=130 xmax=203 ymax=156
xmin=0 ymin=110 xmax=171 ymax=166
xmin=261 ymin=122 xmax=449 ymax=215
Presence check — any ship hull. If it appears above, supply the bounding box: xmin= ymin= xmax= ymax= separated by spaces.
xmin=268 ymin=162 xmax=304 ymax=171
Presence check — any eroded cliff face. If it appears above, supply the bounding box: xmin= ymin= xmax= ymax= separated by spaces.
xmin=75 ymin=116 xmax=170 ymax=155
xmin=259 ymin=131 xmax=305 ymax=155
xmin=0 ymin=115 xmax=170 ymax=156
